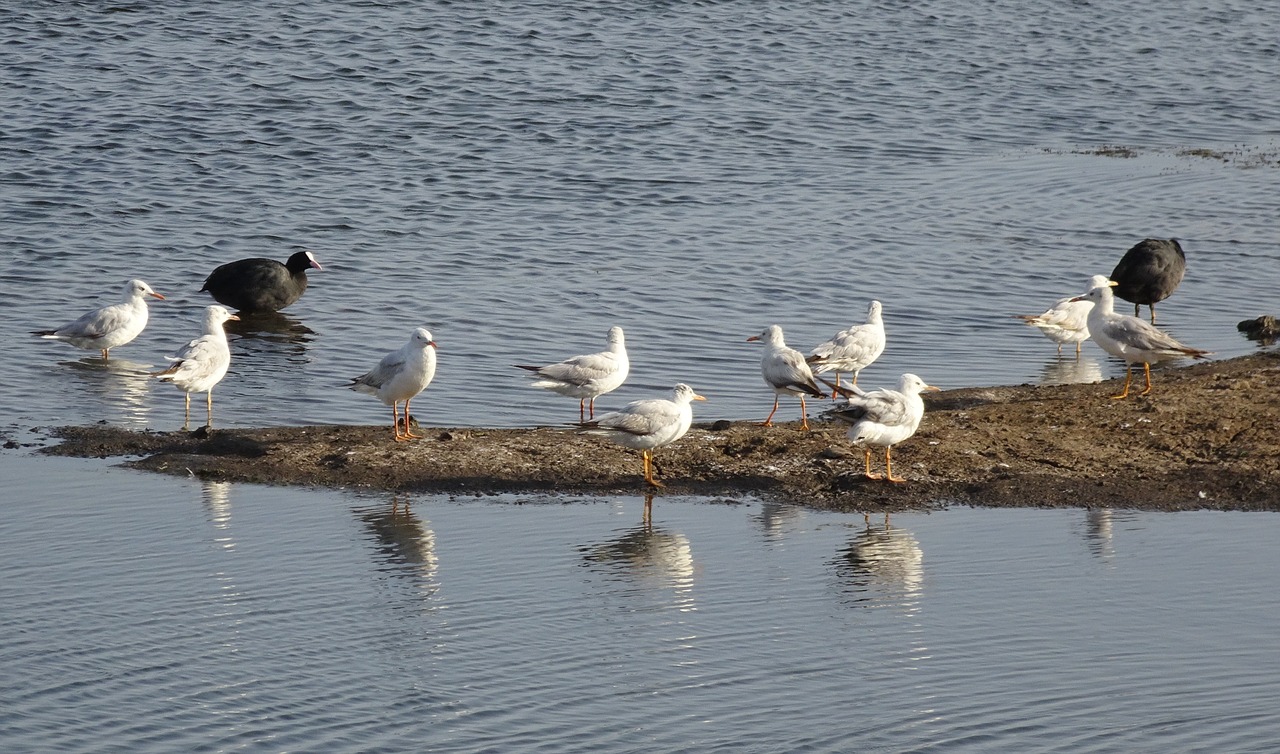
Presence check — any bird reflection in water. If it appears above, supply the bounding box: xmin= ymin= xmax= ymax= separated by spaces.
xmin=754 ymin=500 xmax=805 ymax=541
xmin=1083 ymin=508 xmax=1116 ymax=561
xmin=833 ymin=517 xmax=924 ymax=611
xmin=224 ymin=310 xmax=315 ymax=346
xmin=580 ymin=491 xmax=697 ymax=608
xmin=201 ymin=479 xmax=234 ymax=531
xmin=61 ymin=357 xmax=155 ymax=428
xmin=1039 ymin=354 xmax=1103 ymax=386
xmin=357 ymin=497 xmax=440 ymax=594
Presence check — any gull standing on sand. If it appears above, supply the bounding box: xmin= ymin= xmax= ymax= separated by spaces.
xmin=349 ymin=328 xmax=438 ymax=442
xmin=33 ymin=279 xmax=165 ymax=361
xmin=515 ymin=326 xmax=629 ymax=422
xmin=748 ymin=325 xmax=826 ymax=430
xmin=1014 ymin=274 xmax=1112 ymax=355
xmin=828 ymin=373 xmax=939 ymax=483
xmin=153 ymin=305 xmax=238 ymax=429
xmin=807 ymin=300 xmax=887 ymax=387
xmin=581 ymin=383 xmax=706 ymax=488
xmin=1072 ymin=280 xmax=1210 ymax=399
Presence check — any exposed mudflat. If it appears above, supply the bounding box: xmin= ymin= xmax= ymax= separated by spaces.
xmin=41 ymin=351 xmax=1280 ymax=512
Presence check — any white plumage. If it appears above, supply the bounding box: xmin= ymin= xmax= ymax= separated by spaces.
xmin=516 ymin=326 xmax=629 ymax=422
xmin=153 ymin=305 xmax=238 ymax=429
xmin=350 ymin=328 xmax=438 ymax=441
xmin=1015 ymin=274 xmax=1111 ymax=355
xmin=748 ymin=324 xmax=826 ymax=430
xmin=581 ymin=383 xmax=706 ymax=488
xmin=807 ymin=300 xmax=886 ymax=386
xmin=828 ymin=373 xmax=939 ymax=483
xmin=1074 ymin=280 xmax=1209 ymax=398
xmin=33 ymin=279 xmax=165 ymax=361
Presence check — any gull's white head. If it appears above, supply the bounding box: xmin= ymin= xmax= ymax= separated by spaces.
xmin=410 ymin=328 xmax=437 ymax=349
xmin=125 ymin=279 xmax=166 ymax=301
xmin=897 ymin=373 xmax=940 ymax=395
xmin=867 ymin=300 xmax=883 ymax=321
xmin=606 ymin=326 xmax=625 ymax=346
xmin=205 ymin=305 xmax=239 ymax=328
xmin=671 ymin=383 xmax=707 ymax=404
xmin=747 ymin=324 xmax=784 ymax=345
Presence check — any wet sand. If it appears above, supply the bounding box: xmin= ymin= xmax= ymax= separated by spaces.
xmin=39 ymin=350 xmax=1280 ymax=512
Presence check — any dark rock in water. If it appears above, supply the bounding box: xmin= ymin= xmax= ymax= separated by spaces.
xmin=1238 ymin=315 xmax=1280 ymax=344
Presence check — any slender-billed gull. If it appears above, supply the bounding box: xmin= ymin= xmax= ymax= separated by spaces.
xmin=33 ymin=279 xmax=165 ymax=361
xmin=153 ymin=305 xmax=239 ymax=429
xmin=1072 ymin=280 xmax=1209 ymax=398
xmin=516 ymin=326 xmax=629 ymax=422
xmin=1109 ymin=238 xmax=1185 ymax=324
xmin=200 ymin=250 xmax=322 ymax=312
xmin=748 ymin=324 xmax=826 ymax=430
xmin=827 ymin=373 xmax=939 ymax=483
xmin=349 ymin=328 xmax=438 ymax=441
xmin=581 ymin=383 xmax=706 ymax=488
xmin=1014 ymin=274 xmax=1112 ymax=355
xmin=807 ymin=300 xmax=886 ymax=387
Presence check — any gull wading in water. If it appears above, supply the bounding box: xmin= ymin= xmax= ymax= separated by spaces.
xmin=515 ymin=326 xmax=629 ymax=422
xmin=580 ymin=383 xmax=706 ymax=488
xmin=153 ymin=305 xmax=238 ymax=429
xmin=748 ymin=324 xmax=826 ymax=430
xmin=349 ymin=328 xmax=438 ymax=442
xmin=1014 ymin=274 xmax=1112 ymax=356
xmin=1109 ymin=238 xmax=1186 ymax=324
xmin=33 ymin=279 xmax=166 ymax=361
xmin=807 ymin=300 xmax=887 ymax=387
xmin=1072 ymin=280 xmax=1210 ymax=399
xmin=200 ymin=250 xmax=323 ymax=313
xmin=827 ymin=373 xmax=940 ymax=483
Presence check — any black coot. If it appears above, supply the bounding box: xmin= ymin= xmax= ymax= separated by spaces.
xmin=200 ymin=250 xmax=322 ymax=312
xmin=1109 ymin=238 xmax=1185 ymax=324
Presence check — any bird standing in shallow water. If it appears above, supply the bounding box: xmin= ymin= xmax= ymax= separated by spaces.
xmin=828 ymin=373 xmax=939 ymax=483
xmin=749 ymin=324 xmax=826 ymax=430
xmin=807 ymin=300 xmax=887 ymax=387
xmin=515 ymin=326 xmax=629 ymax=423
xmin=33 ymin=279 xmax=165 ymax=361
xmin=153 ymin=305 xmax=238 ymax=429
xmin=1109 ymin=238 xmax=1185 ymax=324
xmin=1072 ymin=280 xmax=1209 ymax=399
xmin=349 ymin=328 xmax=438 ymax=442
xmin=201 ymin=250 xmax=322 ymax=312
xmin=580 ymin=383 xmax=706 ymax=488
xmin=1014 ymin=274 xmax=1112 ymax=356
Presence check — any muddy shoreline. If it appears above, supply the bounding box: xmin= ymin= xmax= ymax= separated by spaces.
xmin=39 ymin=350 xmax=1280 ymax=512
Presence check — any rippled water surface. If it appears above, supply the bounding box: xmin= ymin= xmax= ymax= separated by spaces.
xmin=4 ymin=3 xmax=1280 ymax=751
xmin=3 ymin=0 xmax=1278 ymax=431
xmin=4 ymin=453 xmax=1280 ymax=752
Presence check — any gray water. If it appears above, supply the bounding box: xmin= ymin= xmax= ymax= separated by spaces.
xmin=4 ymin=452 xmax=1280 ymax=753
xmin=4 ymin=2 xmax=1280 ymax=751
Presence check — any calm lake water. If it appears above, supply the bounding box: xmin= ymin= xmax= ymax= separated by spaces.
xmin=3 ymin=1 xmax=1280 ymax=751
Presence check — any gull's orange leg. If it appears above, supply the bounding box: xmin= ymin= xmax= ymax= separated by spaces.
xmin=1111 ymin=367 xmax=1133 ymax=400
xmin=579 ymin=398 xmax=586 ymax=424
xmin=833 ymin=372 xmax=842 ymax=397
xmin=799 ymin=396 xmax=810 ymax=430
xmin=885 ymin=447 xmax=906 ymax=484
xmin=403 ymin=398 xmax=424 ymax=438
xmin=863 ymin=448 xmax=884 ymax=480
xmin=761 ymin=396 xmax=780 ymax=427
xmin=1139 ymin=362 xmax=1154 ymax=395
xmin=1075 ymin=341 xmax=1082 ymax=356
xmin=643 ymin=450 xmax=665 ymax=488
xmin=392 ymin=403 xmax=410 ymax=442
